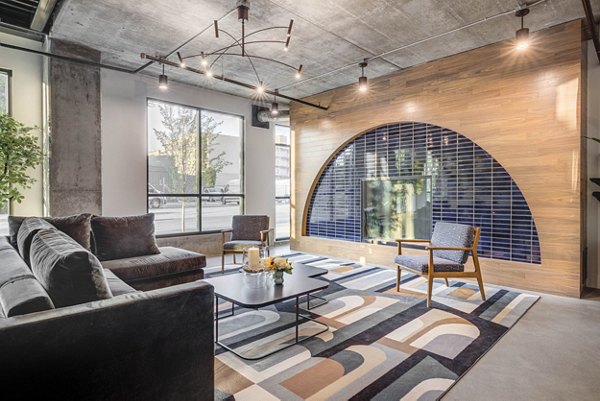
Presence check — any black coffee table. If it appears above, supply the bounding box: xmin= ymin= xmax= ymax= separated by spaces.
xmin=204 ymin=270 xmax=329 ymax=360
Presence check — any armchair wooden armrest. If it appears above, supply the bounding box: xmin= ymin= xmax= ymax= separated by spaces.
xmin=425 ymin=246 xmax=472 ymax=251
xmin=221 ymin=229 xmax=233 ymax=244
xmin=396 ymin=239 xmax=430 ymax=255
xmin=260 ymin=228 xmax=275 ymax=246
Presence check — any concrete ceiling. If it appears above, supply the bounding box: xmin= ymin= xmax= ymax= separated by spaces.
xmin=50 ymin=0 xmax=600 ymax=102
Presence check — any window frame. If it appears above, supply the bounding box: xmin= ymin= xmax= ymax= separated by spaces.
xmin=146 ymin=97 xmax=246 ymax=238
xmin=0 ymin=68 xmax=12 ymax=116
xmin=275 ymin=124 xmax=291 ymax=241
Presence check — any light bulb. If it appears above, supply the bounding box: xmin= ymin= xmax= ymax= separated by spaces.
xmin=205 ymin=70 xmax=213 ymax=77
xmin=158 ymin=74 xmax=168 ymax=90
xmin=257 ymin=85 xmax=264 ymax=94
xmin=201 ymin=58 xmax=208 ymax=67
xmin=358 ymin=76 xmax=368 ymax=93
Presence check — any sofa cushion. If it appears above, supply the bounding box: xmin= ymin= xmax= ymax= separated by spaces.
xmin=9 ymin=214 xmax=93 ymax=250
xmin=103 ymin=269 xmax=138 ymax=296
xmin=101 ymin=246 xmax=206 ymax=283
xmin=0 ymin=237 xmax=54 ymax=317
xmin=30 ymin=229 xmax=113 ymax=307
xmin=17 ymin=217 xmax=56 ymax=266
xmin=91 ymin=214 xmax=160 ymax=261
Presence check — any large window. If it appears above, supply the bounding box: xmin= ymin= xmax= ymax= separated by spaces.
xmin=147 ymin=99 xmax=244 ymax=235
xmin=275 ymin=125 xmax=290 ymax=240
xmin=0 ymin=70 xmax=11 ymax=235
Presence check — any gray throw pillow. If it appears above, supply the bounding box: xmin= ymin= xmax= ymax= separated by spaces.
xmin=91 ymin=214 xmax=160 ymax=261
xmin=30 ymin=229 xmax=113 ymax=308
xmin=17 ymin=217 xmax=56 ymax=266
xmin=8 ymin=214 xmax=92 ymax=250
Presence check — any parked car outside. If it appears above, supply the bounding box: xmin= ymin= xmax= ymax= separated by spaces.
xmin=148 ymin=184 xmax=167 ymax=209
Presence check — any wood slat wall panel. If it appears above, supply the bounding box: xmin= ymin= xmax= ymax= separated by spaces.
xmin=290 ymin=20 xmax=585 ymax=297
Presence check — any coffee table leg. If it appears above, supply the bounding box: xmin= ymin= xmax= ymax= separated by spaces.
xmin=215 ymin=295 xmax=219 ymax=343
xmin=306 ymin=293 xmax=328 ymax=310
xmin=296 ymin=295 xmax=299 ymax=342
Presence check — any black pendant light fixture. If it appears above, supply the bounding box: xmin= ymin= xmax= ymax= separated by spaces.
xmin=358 ymin=59 xmax=368 ymax=93
xmin=515 ymin=7 xmax=530 ymax=50
xmin=271 ymin=90 xmax=279 ymax=115
xmin=158 ymin=64 xmax=168 ymax=90
xmin=151 ymin=0 xmax=303 ymax=95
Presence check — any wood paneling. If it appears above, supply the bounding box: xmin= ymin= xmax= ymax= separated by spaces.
xmin=290 ymin=20 xmax=585 ymax=297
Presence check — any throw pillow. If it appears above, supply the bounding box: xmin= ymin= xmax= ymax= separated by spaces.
xmin=91 ymin=214 xmax=160 ymax=261
xmin=17 ymin=217 xmax=56 ymax=266
xmin=8 ymin=214 xmax=92 ymax=250
xmin=29 ymin=228 xmax=113 ymax=307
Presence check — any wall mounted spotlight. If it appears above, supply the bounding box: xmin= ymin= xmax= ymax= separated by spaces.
xmin=515 ymin=7 xmax=530 ymax=50
xmin=358 ymin=59 xmax=368 ymax=93
xmin=158 ymin=64 xmax=168 ymax=90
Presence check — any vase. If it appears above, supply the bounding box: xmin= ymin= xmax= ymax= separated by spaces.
xmin=273 ymin=270 xmax=284 ymax=285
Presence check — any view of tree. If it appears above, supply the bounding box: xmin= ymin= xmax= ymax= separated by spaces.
xmin=152 ymin=103 xmax=231 ymax=230
xmin=201 ymin=115 xmax=231 ymax=189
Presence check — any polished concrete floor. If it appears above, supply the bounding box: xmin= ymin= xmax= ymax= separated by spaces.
xmin=207 ymin=246 xmax=600 ymax=401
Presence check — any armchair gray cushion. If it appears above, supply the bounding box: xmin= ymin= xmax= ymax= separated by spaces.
xmin=430 ymin=222 xmax=474 ymax=263
xmin=223 ymin=240 xmax=263 ymax=250
xmin=231 ymin=215 xmax=269 ymax=241
xmin=394 ymin=255 xmax=464 ymax=273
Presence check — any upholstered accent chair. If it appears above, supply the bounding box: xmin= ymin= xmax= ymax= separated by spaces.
xmin=221 ymin=215 xmax=273 ymax=272
xmin=395 ymin=222 xmax=486 ymax=307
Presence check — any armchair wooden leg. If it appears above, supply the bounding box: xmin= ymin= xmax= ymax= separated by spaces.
xmin=444 ymin=278 xmax=449 ymax=287
xmin=472 ymin=253 xmax=486 ymax=301
xmin=427 ymin=274 xmax=434 ymax=308
xmin=221 ymin=252 xmax=225 ymax=272
xmin=396 ymin=266 xmax=401 ymax=292
xmin=233 ymin=253 xmax=237 ymax=264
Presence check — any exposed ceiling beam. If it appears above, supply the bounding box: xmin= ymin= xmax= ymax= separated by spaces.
xmin=582 ymin=0 xmax=600 ymax=63
xmin=30 ymin=0 xmax=58 ymax=31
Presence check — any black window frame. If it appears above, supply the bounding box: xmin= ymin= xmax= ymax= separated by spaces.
xmin=146 ymin=97 xmax=245 ymax=238
xmin=275 ymin=124 xmax=291 ymax=241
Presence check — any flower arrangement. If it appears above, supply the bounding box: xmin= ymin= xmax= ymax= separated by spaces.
xmin=262 ymin=257 xmax=293 ymax=273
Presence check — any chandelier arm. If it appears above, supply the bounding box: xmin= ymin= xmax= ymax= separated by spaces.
xmin=182 ymin=41 xmax=287 ymax=60
xmin=244 ymin=26 xmax=289 ymax=39
xmin=214 ymin=28 xmax=261 ymax=83
xmin=210 ymin=52 xmax=299 ymax=71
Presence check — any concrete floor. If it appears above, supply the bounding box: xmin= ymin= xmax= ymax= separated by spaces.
xmin=206 ymin=246 xmax=600 ymax=401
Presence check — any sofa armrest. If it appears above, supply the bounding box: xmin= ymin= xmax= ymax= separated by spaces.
xmin=0 ymin=281 xmax=214 ymax=401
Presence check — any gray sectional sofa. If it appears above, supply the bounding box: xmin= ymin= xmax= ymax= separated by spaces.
xmin=0 ymin=213 xmax=214 ymax=401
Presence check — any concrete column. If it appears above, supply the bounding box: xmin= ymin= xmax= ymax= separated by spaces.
xmin=48 ymin=39 xmax=102 ymax=216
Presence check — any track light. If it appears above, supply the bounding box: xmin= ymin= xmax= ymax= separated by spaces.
xmin=284 ymin=36 xmax=291 ymax=51
xmin=287 ymin=19 xmax=293 ymax=37
xmin=177 ymin=52 xmax=185 ymax=67
xmin=358 ymin=59 xmax=368 ymax=93
xmin=515 ymin=7 xmax=530 ymax=50
xmin=295 ymin=64 xmax=303 ymax=79
xmin=158 ymin=64 xmax=168 ymax=90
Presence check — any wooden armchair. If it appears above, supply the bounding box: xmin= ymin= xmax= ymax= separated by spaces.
xmin=395 ymin=222 xmax=486 ymax=307
xmin=221 ymin=215 xmax=273 ymax=272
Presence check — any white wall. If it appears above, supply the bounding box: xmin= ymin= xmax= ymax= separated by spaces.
xmin=0 ymin=32 xmax=44 ymax=216
xmin=587 ymin=40 xmax=600 ymax=289
xmin=101 ymin=69 xmax=276 ymax=253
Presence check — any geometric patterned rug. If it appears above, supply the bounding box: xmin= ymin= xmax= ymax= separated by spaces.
xmin=208 ymin=253 xmax=539 ymax=401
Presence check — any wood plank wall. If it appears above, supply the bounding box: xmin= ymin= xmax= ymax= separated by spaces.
xmin=290 ymin=20 xmax=585 ymax=297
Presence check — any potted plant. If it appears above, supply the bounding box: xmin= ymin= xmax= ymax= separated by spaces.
xmin=0 ymin=113 xmax=43 ymax=211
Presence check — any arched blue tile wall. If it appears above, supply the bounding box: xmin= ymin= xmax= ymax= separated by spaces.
xmin=306 ymin=122 xmax=541 ymax=264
